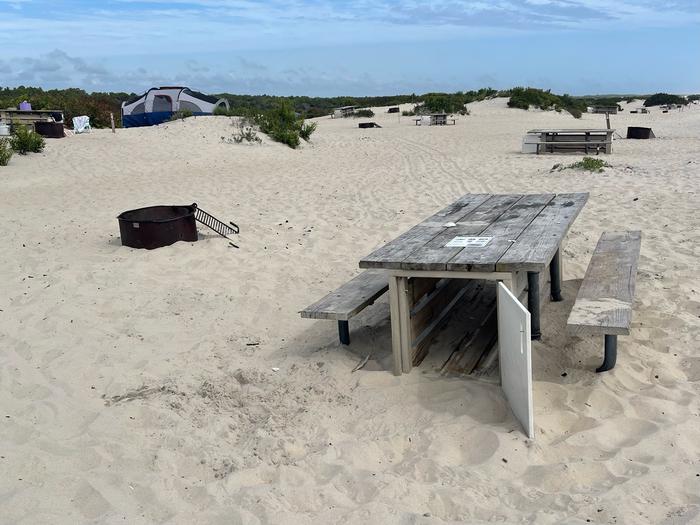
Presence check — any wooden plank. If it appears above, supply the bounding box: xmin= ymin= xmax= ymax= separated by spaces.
xmin=496 ymin=193 xmax=588 ymax=272
xmin=441 ymin=280 xmax=498 ymax=375
xmin=411 ymin=280 xmax=472 ymax=366
xmin=432 ymin=193 xmax=492 ymax=223
xmin=528 ymin=128 xmax=613 ymax=133
xmin=359 ymin=194 xmax=491 ymax=269
xmin=410 ymin=279 xmax=470 ymax=340
xmin=300 ymin=270 xmax=388 ymax=320
xmin=567 ymin=231 xmax=642 ymax=336
xmin=408 ymin=277 xmax=440 ymax=305
xmin=359 ymin=224 xmax=443 ymax=270
xmin=401 ymin=194 xmax=523 ymax=271
xmin=447 ymin=194 xmax=555 ymax=272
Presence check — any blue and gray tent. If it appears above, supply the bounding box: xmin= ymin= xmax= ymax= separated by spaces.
xmin=121 ymin=87 xmax=229 ymax=128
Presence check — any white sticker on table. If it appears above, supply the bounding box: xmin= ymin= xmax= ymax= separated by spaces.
xmin=445 ymin=236 xmax=492 ymax=248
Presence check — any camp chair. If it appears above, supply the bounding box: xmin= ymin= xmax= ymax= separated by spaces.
xmin=72 ymin=116 xmax=91 ymax=134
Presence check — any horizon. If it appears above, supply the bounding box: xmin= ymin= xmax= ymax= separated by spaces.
xmin=1 ymin=1 xmax=699 ymax=96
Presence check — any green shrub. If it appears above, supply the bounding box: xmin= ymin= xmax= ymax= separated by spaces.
xmin=507 ymin=87 xmax=586 ymax=118
xmin=643 ymin=93 xmax=687 ymax=107
xmin=421 ymin=94 xmax=464 ymax=114
xmin=402 ymin=110 xmax=416 ymax=116
xmin=299 ymin=122 xmax=317 ymax=141
xmin=213 ymin=106 xmax=233 ymax=116
xmin=253 ymin=101 xmax=314 ymax=149
xmin=556 ymin=157 xmax=611 ymax=173
xmin=222 ymin=117 xmax=261 ymax=144
xmin=271 ymin=127 xmax=300 ymax=148
xmin=353 ymin=109 xmax=374 ymax=118
xmin=0 ymin=138 xmax=13 ymax=166
xmin=10 ymin=125 xmax=45 ymax=155
xmin=168 ymin=109 xmax=193 ymax=121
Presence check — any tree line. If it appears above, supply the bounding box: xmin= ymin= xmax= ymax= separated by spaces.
xmin=1 ymin=85 xmax=695 ymax=128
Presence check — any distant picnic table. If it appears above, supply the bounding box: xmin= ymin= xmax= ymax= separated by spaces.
xmin=359 ymin=192 xmax=589 ymax=375
xmin=413 ymin=114 xmax=456 ymax=126
xmin=527 ymin=128 xmax=614 ymax=154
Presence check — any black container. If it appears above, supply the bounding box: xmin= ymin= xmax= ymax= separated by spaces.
xmin=626 ymin=126 xmax=655 ymax=139
xmin=118 ymin=204 xmax=198 ymax=249
xmin=34 ymin=122 xmax=65 ymax=138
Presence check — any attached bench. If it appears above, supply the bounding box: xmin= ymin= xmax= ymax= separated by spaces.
xmin=567 ymin=231 xmax=642 ymax=372
xmin=301 ymin=270 xmax=388 ymax=344
xmin=536 ymin=141 xmax=612 ymax=155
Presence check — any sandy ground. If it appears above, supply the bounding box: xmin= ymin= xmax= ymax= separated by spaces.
xmin=1 ymin=98 xmax=699 ymax=524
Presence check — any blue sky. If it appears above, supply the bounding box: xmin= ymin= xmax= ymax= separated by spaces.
xmin=0 ymin=0 xmax=698 ymax=95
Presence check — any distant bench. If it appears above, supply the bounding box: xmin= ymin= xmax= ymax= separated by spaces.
xmin=567 ymin=231 xmax=642 ymax=372
xmin=301 ymin=270 xmax=388 ymax=345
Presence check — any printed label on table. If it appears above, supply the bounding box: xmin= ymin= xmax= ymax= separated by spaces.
xmin=445 ymin=236 xmax=492 ymax=248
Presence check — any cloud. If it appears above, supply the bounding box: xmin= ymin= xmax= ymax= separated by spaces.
xmin=186 ymin=60 xmax=210 ymax=73
xmin=2 ymin=49 xmax=122 ymax=90
xmin=0 ymin=1 xmax=698 ymax=95
xmin=237 ymin=57 xmax=267 ymax=72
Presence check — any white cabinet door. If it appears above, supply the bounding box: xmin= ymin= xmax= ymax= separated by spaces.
xmin=497 ymin=282 xmax=534 ymax=439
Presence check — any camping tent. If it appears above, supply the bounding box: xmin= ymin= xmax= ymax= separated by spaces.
xmin=121 ymin=87 xmax=229 ymax=128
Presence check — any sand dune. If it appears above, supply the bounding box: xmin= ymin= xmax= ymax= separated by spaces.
xmin=1 ymin=98 xmax=699 ymax=524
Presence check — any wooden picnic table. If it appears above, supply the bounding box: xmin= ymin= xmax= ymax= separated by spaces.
xmin=359 ymin=192 xmax=589 ymax=375
xmin=527 ymin=128 xmax=614 ymax=154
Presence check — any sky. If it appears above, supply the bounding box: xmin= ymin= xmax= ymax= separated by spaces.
xmin=0 ymin=0 xmax=699 ymax=96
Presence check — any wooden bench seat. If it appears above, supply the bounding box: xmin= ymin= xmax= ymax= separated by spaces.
xmin=536 ymin=141 xmax=612 ymax=154
xmin=301 ymin=270 xmax=388 ymax=345
xmin=567 ymin=231 xmax=642 ymax=372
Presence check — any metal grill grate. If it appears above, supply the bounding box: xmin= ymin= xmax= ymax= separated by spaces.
xmin=194 ymin=204 xmax=239 ymax=239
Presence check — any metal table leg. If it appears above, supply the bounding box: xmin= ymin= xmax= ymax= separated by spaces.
xmin=597 ymin=335 xmax=617 ymax=373
xmin=388 ymin=276 xmax=403 ymax=376
xmin=527 ymin=272 xmax=541 ymax=340
xmin=550 ymin=248 xmax=563 ymax=302
xmin=338 ymin=320 xmax=350 ymax=345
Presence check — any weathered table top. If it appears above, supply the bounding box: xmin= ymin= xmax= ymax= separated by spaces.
xmin=527 ymin=128 xmax=614 ymax=134
xmin=359 ymin=193 xmax=588 ymax=273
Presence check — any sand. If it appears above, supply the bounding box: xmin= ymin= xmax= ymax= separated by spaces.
xmin=1 ymin=98 xmax=699 ymax=524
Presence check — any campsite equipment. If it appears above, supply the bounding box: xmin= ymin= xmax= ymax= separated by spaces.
xmin=521 ymin=133 xmax=539 ymax=154
xmin=627 ymin=127 xmax=655 ymax=139
xmin=19 ymin=101 xmax=31 ymax=111
xmin=0 ymin=109 xmax=64 ymax=131
xmin=73 ymin=116 xmax=91 ymax=134
xmin=358 ymin=122 xmax=382 ymax=128
xmin=117 ymin=203 xmax=239 ymax=250
xmin=34 ymin=122 xmax=65 ymax=138
xmin=121 ymin=87 xmax=230 ymax=128
xmin=524 ymin=129 xmax=614 ymax=154
xmin=332 ymin=106 xmax=356 ymax=118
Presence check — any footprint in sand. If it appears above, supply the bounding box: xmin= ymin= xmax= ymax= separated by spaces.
xmin=427 ymin=427 xmax=500 ymax=466
xmin=680 ymin=357 xmax=700 ymax=382
xmin=522 ymin=461 xmax=626 ymax=494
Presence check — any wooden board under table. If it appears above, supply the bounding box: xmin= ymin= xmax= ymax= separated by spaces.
xmin=359 ymin=192 xmax=588 ymax=374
